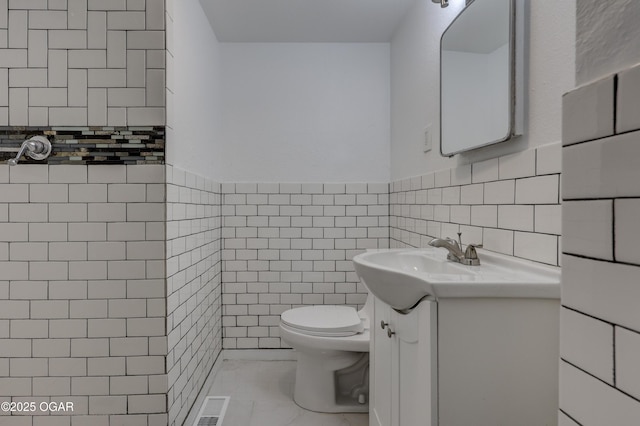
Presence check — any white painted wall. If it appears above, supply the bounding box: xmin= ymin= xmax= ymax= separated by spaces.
xmin=166 ymin=0 xmax=223 ymax=181
xmin=390 ymin=0 xmax=575 ymax=180
xmin=218 ymin=43 xmax=390 ymax=183
xmin=576 ymin=0 xmax=640 ymax=85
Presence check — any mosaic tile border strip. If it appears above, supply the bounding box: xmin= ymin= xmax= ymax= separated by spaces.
xmin=0 ymin=126 xmax=165 ymax=165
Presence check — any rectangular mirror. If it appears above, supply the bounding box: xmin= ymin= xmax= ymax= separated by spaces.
xmin=440 ymin=0 xmax=524 ymax=156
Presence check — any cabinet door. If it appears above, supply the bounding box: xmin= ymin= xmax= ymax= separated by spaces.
xmin=371 ymin=297 xmax=392 ymax=426
xmin=395 ymin=304 xmax=419 ymax=426
xmin=371 ymin=298 xmax=437 ymax=426
xmin=395 ymin=300 xmax=437 ymax=426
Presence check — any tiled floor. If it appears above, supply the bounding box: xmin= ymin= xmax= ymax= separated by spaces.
xmin=205 ymin=360 xmax=369 ymax=426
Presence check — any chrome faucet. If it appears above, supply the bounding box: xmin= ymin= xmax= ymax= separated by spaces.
xmin=428 ymin=232 xmax=482 ymax=266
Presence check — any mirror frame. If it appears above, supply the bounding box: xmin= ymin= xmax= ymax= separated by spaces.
xmin=439 ymin=0 xmax=525 ymax=157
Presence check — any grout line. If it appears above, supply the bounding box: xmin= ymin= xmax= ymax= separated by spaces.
xmin=561 ymin=358 xmax=640 ymax=404
xmin=613 ymin=74 xmax=618 ymax=134
xmin=613 ymin=325 xmax=617 ymax=388
xmin=558 ymin=408 xmax=584 ymax=426
xmin=612 ymin=199 xmax=616 ymax=262
xmin=563 ymin=251 xmax=640 ymax=268
xmin=563 ymin=196 xmax=621 ymax=202
xmin=561 ymin=305 xmax=618 ymax=327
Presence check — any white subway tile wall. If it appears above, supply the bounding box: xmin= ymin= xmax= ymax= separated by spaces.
xmin=560 ymin=362 xmax=640 ymax=425
xmin=560 ymin=308 xmax=614 ymax=385
xmin=616 ymin=63 xmax=640 ymax=134
xmin=165 ymin=165 xmax=222 ymax=426
xmin=221 ymin=182 xmax=389 ymax=349
xmin=561 ymin=66 xmax=640 ymax=423
xmin=562 ymin=75 xmax=615 ymax=146
xmin=0 ymin=164 xmax=167 ymax=426
xmin=0 ymin=0 xmax=165 ymax=126
xmin=390 ymin=143 xmax=561 ymax=266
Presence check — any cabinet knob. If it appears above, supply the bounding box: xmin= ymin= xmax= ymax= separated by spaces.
xmin=387 ymin=328 xmax=395 ymax=338
xmin=380 ymin=321 xmax=389 ymax=330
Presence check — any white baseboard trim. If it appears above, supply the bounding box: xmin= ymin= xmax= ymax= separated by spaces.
xmin=183 ymin=350 xmax=225 ymax=426
xmin=222 ymin=349 xmax=297 ymax=361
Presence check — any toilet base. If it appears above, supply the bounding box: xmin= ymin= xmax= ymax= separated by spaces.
xmin=293 ymin=350 xmax=369 ymax=413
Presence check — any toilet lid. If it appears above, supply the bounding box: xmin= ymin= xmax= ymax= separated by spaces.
xmin=281 ymin=306 xmax=364 ymax=337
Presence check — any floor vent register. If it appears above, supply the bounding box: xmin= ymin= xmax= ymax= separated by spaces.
xmin=192 ymin=396 xmax=230 ymax=426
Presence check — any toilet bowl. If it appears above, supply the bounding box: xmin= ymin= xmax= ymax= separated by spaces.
xmin=279 ymin=295 xmax=372 ymax=413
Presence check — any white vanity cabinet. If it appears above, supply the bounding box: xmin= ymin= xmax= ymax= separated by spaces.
xmin=370 ymin=296 xmax=437 ymax=426
xmin=370 ymin=296 xmax=560 ymax=426
xmin=436 ymin=298 xmax=559 ymax=426
xmin=356 ymin=248 xmax=560 ymax=425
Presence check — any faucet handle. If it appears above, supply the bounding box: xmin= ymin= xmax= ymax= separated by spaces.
xmin=7 ymin=136 xmax=52 ymax=166
xmin=464 ymin=243 xmax=482 ymax=260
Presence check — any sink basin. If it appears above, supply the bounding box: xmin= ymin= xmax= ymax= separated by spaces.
xmin=352 ymin=248 xmax=560 ymax=310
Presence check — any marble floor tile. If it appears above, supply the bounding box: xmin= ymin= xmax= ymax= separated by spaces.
xmin=206 ymin=360 xmax=369 ymax=426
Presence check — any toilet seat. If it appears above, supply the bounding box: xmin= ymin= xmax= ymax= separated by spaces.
xmin=280 ymin=305 xmax=364 ymax=337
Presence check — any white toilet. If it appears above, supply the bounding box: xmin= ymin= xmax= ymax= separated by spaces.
xmin=279 ymin=295 xmax=372 ymax=413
